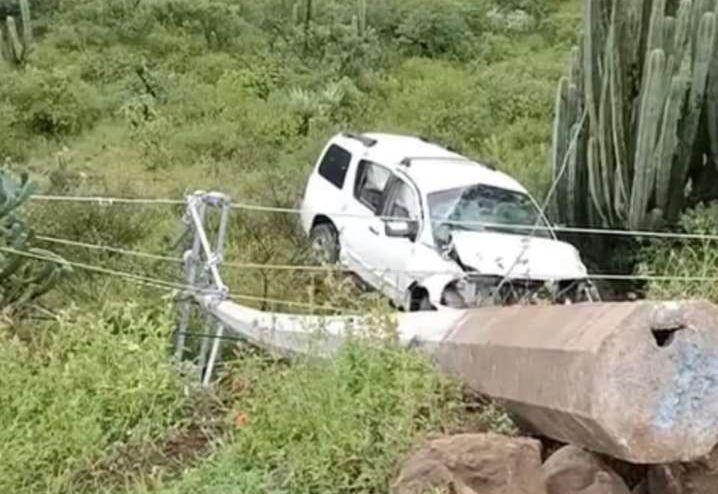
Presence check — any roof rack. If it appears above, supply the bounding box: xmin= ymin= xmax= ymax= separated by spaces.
xmin=400 ymin=156 xmax=497 ymax=171
xmin=342 ymin=132 xmax=377 ymax=148
xmin=400 ymin=156 xmax=473 ymax=167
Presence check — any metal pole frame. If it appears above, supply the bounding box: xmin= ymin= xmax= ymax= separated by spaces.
xmin=175 ymin=191 xmax=232 ymax=386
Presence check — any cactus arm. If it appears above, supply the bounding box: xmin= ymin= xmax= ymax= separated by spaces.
xmin=598 ymin=39 xmax=615 ymax=223
xmin=6 ymin=17 xmax=24 ymax=63
xmin=19 ymin=0 xmax=31 ymax=48
xmin=669 ymin=12 xmax=717 ymax=219
xmin=567 ymin=123 xmax=580 ymax=226
xmin=588 ymin=136 xmax=609 ymax=226
xmin=655 ymin=65 xmax=691 ymax=211
xmin=609 ymin=15 xmax=629 ymax=221
xmin=629 ymin=49 xmax=666 ymax=230
xmin=552 ymin=76 xmax=571 ymax=222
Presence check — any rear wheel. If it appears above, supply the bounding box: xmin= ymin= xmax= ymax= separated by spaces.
xmin=309 ymin=223 xmax=339 ymax=264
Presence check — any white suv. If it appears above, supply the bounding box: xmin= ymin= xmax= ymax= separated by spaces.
xmin=300 ymin=132 xmax=597 ymax=310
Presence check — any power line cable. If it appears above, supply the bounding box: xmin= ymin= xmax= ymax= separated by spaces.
xmin=29 ymin=234 xmax=718 ymax=283
xmin=0 ymin=246 xmax=349 ymax=313
xmin=29 ymin=193 xmax=718 ymax=242
xmin=31 ymin=194 xmax=184 ymax=206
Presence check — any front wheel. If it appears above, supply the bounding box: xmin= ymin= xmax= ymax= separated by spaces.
xmin=309 ymin=223 xmax=339 ymax=265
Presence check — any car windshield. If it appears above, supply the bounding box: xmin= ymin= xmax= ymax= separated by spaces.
xmin=427 ymin=184 xmax=552 ymax=239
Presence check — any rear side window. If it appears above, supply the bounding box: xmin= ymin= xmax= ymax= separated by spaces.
xmin=318 ymin=144 xmax=352 ymax=189
xmin=354 ymin=160 xmax=391 ymax=213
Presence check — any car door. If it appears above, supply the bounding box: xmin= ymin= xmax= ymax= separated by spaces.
xmin=340 ymin=159 xmax=392 ymax=289
xmin=371 ymin=176 xmax=422 ymax=305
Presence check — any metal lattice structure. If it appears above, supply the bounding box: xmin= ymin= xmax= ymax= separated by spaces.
xmin=175 ymin=191 xmax=231 ymax=386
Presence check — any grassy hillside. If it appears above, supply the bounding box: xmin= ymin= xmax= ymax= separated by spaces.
xmin=3 ymin=0 xmax=582 ymax=312
xmin=0 ymin=1 xmax=583 ymax=492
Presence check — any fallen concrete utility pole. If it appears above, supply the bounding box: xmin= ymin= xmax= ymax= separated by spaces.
xmin=196 ymin=295 xmax=718 ymax=465
xmin=179 ymin=191 xmax=718 ymax=465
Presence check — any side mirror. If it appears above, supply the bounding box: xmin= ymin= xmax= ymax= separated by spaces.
xmin=385 ymin=219 xmax=418 ymax=240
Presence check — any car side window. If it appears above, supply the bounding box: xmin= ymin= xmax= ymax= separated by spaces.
xmin=318 ymin=144 xmax=352 ymax=189
xmin=354 ymin=160 xmax=391 ymax=214
xmin=385 ymin=179 xmax=419 ymax=220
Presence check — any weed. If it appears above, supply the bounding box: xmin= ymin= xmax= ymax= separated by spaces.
xmin=0 ymin=302 xmax=192 ymax=493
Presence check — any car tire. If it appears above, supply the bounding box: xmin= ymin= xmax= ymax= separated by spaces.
xmin=309 ymin=223 xmax=339 ymax=265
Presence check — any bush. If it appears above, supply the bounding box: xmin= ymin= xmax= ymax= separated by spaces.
xmin=639 ymin=203 xmax=718 ymax=302
xmin=149 ymin=0 xmax=249 ymax=50
xmin=396 ymin=2 xmax=471 ymax=58
xmin=0 ymin=302 xmax=190 ymax=493
xmin=3 ymin=67 xmax=103 ymax=137
xmin=30 ymin=173 xmax=157 ymax=252
xmin=0 ymin=101 xmax=22 ymax=161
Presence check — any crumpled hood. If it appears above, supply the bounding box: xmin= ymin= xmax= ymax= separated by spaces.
xmin=450 ymin=230 xmax=588 ymax=281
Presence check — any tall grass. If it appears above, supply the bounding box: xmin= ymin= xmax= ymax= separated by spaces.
xmin=0 ymin=302 xmax=191 ymax=493
xmin=147 ymin=340 xmax=468 ymax=494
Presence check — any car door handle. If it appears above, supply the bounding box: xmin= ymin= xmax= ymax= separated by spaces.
xmin=369 ymin=225 xmax=379 ymax=235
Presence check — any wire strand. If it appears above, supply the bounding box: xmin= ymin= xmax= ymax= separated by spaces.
xmin=231 ymin=201 xmax=718 ymax=241
xmin=29 ymin=233 xmax=718 ymax=282
xmin=0 ymin=246 xmax=349 ymax=313
xmin=31 ymin=194 xmax=184 ymax=206
xmin=35 ymin=235 xmax=184 ymax=264
xmin=29 ymin=193 xmax=718 ymax=242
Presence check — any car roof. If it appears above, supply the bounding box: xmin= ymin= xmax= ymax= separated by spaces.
xmin=357 ymin=133 xmax=528 ymax=195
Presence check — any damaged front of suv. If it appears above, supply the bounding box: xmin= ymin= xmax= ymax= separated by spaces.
xmin=421 ymin=183 xmax=598 ymax=309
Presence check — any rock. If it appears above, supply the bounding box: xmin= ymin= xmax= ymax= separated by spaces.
xmin=392 ymin=433 xmax=547 ymax=494
xmin=543 ymin=445 xmax=631 ymax=494
xmin=646 ymin=465 xmax=682 ymax=494
xmin=631 ymin=481 xmax=648 ymax=494
xmin=646 ymin=446 xmax=718 ymax=494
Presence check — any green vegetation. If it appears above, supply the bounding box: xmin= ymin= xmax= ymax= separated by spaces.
xmin=148 ymin=341 xmax=469 ymax=494
xmin=0 ymin=302 xmax=196 ymax=492
xmin=552 ymin=0 xmax=718 ymax=230
xmin=0 ymin=169 xmax=67 ymax=310
xmin=641 ymin=203 xmax=718 ymax=302
xmin=5 ymin=0 xmax=718 ymax=492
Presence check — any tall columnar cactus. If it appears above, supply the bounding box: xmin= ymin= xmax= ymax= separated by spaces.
xmin=0 ymin=0 xmax=32 ymax=66
xmin=357 ymin=0 xmax=367 ymax=37
xmin=551 ymin=0 xmax=718 ymax=230
xmin=291 ymin=0 xmax=312 ymax=29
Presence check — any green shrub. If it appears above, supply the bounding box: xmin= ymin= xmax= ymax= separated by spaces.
xmin=0 ymin=302 xmax=190 ymax=493
xmin=396 ymin=2 xmax=471 ymax=58
xmin=30 ymin=175 xmax=156 ymax=251
xmin=151 ymin=339 xmax=465 ymax=494
xmin=149 ymin=0 xmax=248 ymax=50
xmin=4 ymin=67 xmax=103 ymax=137
xmin=54 ymin=0 xmax=155 ymax=38
xmin=639 ymin=203 xmax=718 ymax=302
xmin=0 ymin=101 xmax=22 ymax=160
